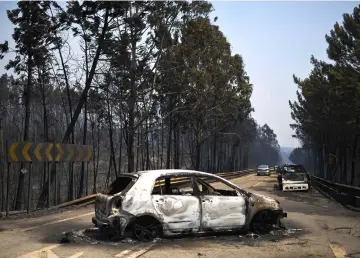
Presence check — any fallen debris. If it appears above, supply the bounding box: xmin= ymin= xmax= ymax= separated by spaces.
xmin=59 ymin=237 xmax=70 ymax=243
xmin=246 ymin=233 xmax=260 ymax=239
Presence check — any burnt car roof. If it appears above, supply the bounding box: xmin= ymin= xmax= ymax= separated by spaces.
xmin=117 ymin=169 xmax=244 ymax=193
xmin=118 ymin=169 xmax=219 ymax=179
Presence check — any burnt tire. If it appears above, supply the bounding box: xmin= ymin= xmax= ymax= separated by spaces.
xmin=251 ymin=210 xmax=276 ymax=234
xmin=132 ymin=216 xmax=163 ymax=242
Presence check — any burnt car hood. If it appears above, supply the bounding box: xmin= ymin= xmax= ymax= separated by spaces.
xmin=282 ymin=172 xmax=306 ymax=182
xmin=249 ymin=192 xmax=280 ymax=210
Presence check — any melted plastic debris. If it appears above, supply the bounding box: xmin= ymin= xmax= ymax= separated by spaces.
xmin=152 ymin=238 xmax=166 ymax=243
xmin=246 ymin=233 xmax=260 ymax=239
xmin=120 ymin=238 xmax=139 ymax=244
xmin=62 ymin=228 xmax=170 ymax=245
xmin=283 ymin=228 xmax=303 ymax=236
xmin=84 ymin=228 xmax=99 ymax=233
xmin=61 ymin=226 xmax=303 ymax=246
xmin=267 ymin=228 xmax=303 ymax=237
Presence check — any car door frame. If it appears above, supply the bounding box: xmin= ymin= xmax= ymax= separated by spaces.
xmin=194 ymin=174 xmax=248 ymax=232
xmin=150 ymin=173 xmax=202 ymax=235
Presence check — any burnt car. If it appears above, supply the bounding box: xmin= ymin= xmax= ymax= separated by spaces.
xmin=92 ymin=169 xmax=287 ymax=241
xmin=277 ymin=164 xmax=311 ymax=192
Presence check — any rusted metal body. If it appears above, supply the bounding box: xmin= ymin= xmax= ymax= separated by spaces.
xmin=277 ymin=164 xmax=310 ymax=192
xmin=92 ymin=170 xmax=287 ymax=239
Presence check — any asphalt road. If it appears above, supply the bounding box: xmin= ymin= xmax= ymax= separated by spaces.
xmin=0 ymin=173 xmax=359 ymax=258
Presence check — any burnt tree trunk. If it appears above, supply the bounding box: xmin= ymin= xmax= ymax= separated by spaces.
xmin=78 ymin=97 xmax=88 ymax=199
xmin=36 ymin=8 xmax=110 ymax=208
xmin=195 ymin=132 xmax=201 ymax=171
xmin=173 ymin=122 xmax=180 ymax=169
xmin=15 ymin=52 xmax=32 ymax=210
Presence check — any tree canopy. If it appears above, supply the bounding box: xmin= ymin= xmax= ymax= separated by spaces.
xmin=289 ymin=5 xmax=359 ymax=185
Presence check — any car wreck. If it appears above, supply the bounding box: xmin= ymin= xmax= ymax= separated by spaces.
xmin=92 ymin=169 xmax=287 ymax=241
xmin=277 ymin=164 xmax=310 ymax=192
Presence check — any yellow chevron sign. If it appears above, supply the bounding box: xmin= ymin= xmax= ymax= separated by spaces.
xmin=7 ymin=142 xmax=93 ymax=163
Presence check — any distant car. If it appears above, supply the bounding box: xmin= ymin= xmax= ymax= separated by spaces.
xmin=92 ymin=169 xmax=287 ymax=241
xmin=257 ymin=165 xmax=270 ymax=176
xmin=277 ymin=164 xmax=310 ymax=191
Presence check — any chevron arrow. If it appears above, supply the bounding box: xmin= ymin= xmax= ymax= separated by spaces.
xmin=22 ymin=142 xmax=32 ymax=162
xmin=45 ymin=144 xmax=53 ymax=161
xmin=66 ymin=145 xmax=75 ymax=162
xmin=34 ymin=143 xmax=43 ymax=161
xmin=85 ymin=147 xmax=93 ymax=161
xmin=55 ymin=144 xmax=64 ymax=162
xmin=9 ymin=142 xmax=19 ymax=162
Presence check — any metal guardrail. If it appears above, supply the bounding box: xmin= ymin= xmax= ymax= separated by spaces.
xmin=311 ymin=175 xmax=360 ymax=210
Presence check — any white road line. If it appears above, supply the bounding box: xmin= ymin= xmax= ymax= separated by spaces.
xmin=329 ymin=243 xmax=348 ymax=258
xmin=115 ymin=249 xmax=134 ymax=258
xmin=252 ymin=182 xmax=262 ymax=188
xmin=17 ymin=244 xmax=61 ymax=258
xmin=115 ymin=245 xmax=142 ymax=258
xmin=125 ymin=244 xmax=156 ymax=258
xmin=115 ymin=244 xmax=156 ymax=258
xmin=20 ymin=212 xmax=94 ymax=232
xmin=68 ymin=251 xmax=85 ymax=258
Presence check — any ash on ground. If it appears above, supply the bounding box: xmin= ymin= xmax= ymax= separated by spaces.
xmin=61 ymin=228 xmax=166 ymax=245
xmin=61 ymin=226 xmax=303 ymax=246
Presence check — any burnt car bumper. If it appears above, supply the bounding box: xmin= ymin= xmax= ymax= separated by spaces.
xmin=282 ymin=183 xmax=309 ymax=191
xmin=92 ymin=211 xmax=135 ymax=236
xmin=92 ymin=216 xmax=109 ymax=228
xmin=92 ymin=215 xmax=127 ymax=235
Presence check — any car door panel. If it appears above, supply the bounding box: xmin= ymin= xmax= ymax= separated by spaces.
xmin=152 ymin=195 xmax=201 ymax=233
xmin=200 ymin=195 xmax=246 ymax=230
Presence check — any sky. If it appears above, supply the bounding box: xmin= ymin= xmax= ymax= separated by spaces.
xmin=0 ymin=1 xmax=359 ymax=148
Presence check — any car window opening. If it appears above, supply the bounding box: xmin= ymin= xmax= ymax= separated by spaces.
xmin=195 ymin=176 xmax=238 ymax=197
xmin=152 ymin=176 xmax=196 ymax=196
xmin=106 ymin=176 xmax=134 ymax=195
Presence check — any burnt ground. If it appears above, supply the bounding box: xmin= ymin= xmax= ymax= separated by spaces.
xmin=61 ymin=225 xmax=305 ymax=247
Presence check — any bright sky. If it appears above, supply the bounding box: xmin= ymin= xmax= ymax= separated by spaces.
xmin=0 ymin=1 xmax=359 ymax=148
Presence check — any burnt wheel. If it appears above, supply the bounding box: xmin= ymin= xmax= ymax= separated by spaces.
xmin=132 ymin=217 xmax=163 ymax=242
xmin=251 ymin=210 xmax=276 ymax=234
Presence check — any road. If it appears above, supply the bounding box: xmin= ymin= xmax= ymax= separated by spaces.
xmin=0 ymin=173 xmax=359 ymax=258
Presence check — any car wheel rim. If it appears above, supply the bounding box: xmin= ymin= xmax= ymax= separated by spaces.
xmin=134 ymin=223 xmax=161 ymax=241
xmin=252 ymin=211 xmax=274 ymax=234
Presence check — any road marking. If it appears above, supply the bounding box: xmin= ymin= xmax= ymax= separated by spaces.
xmin=115 ymin=245 xmax=142 ymax=258
xmin=115 ymin=244 xmax=156 ymax=258
xmin=115 ymin=249 xmax=134 ymax=258
xmin=330 ymin=243 xmax=347 ymax=258
xmin=17 ymin=244 xmax=61 ymax=258
xmin=68 ymin=251 xmax=84 ymax=258
xmin=126 ymin=244 xmax=156 ymax=258
xmin=20 ymin=212 xmax=94 ymax=232
xmin=252 ymin=182 xmax=262 ymax=187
